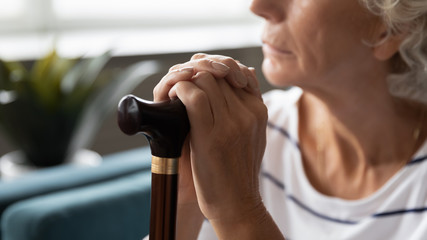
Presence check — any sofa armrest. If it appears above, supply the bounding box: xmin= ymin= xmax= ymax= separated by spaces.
xmin=1 ymin=171 xmax=151 ymax=240
xmin=0 ymin=147 xmax=151 ymax=217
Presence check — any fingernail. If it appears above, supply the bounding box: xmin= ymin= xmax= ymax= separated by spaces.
xmin=211 ymin=62 xmax=230 ymax=72
xmin=248 ymin=67 xmax=256 ymax=75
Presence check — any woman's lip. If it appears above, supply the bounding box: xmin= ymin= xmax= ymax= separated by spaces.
xmin=262 ymin=43 xmax=293 ymax=56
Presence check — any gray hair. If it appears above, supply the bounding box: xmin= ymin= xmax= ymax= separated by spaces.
xmin=360 ymin=0 xmax=427 ymax=103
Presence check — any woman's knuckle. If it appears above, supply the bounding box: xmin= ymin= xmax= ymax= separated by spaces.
xmin=197 ymin=58 xmax=213 ymax=67
xmin=189 ymin=88 xmax=208 ymax=103
xmin=153 ymin=83 xmax=163 ymax=98
xmin=194 ymin=70 xmax=212 ymax=79
xmin=253 ymin=102 xmax=268 ymax=122
xmin=169 ymin=64 xmax=182 ymax=72
xmin=153 ymin=84 xmax=161 ymax=98
xmin=221 ymin=57 xmax=239 ymax=69
xmin=259 ymin=102 xmax=268 ymax=116
xmin=191 ymin=53 xmax=207 ymax=60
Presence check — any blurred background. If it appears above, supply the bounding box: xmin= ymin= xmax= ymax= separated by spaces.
xmin=0 ymin=0 xmax=272 ymax=156
xmin=0 ymin=1 xmax=277 ymax=239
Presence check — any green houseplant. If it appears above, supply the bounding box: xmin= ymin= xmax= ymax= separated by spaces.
xmin=0 ymin=50 xmax=160 ymax=168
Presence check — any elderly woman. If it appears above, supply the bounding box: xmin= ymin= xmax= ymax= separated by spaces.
xmin=151 ymin=0 xmax=427 ymax=239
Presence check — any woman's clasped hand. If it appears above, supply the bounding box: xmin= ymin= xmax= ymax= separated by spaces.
xmin=153 ymin=54 xmax=282 ymax=239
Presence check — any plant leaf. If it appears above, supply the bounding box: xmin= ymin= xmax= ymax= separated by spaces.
xmin=68 ymin=60 xmax=163 ymax=153
xmin=0 ymin=61 xmax=28 ymax=91
xmin=0 ymin=60 xmax=9 ymax=90
xmin=61 ymin=51 xmax=111 ymax=95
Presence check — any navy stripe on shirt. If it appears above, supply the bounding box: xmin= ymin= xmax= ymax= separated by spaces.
xmin=264 ymin=121 xmax=427 ymax=225
xmin=262 ymin=170 xmax=427 ymax=225
xmin=262 ymin=171 xmax=359 ymax=225
xmin=373 ymin=207 xmax=427 ymax=218
xmin=407 ymin=155 xmax=427 ymax=166
xmin=267 ymin=122 xmax=300 ymax=150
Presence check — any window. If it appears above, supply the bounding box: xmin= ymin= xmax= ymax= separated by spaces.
xmin=0 ymin=0 xmax=27 ymax=31
xmin=0 ymin=0 xmax=262 ymax=60
xmin=1 ymin=0 xmax=259 ymax=32
xmin=0 ymin=0 xmax=25 ymax=18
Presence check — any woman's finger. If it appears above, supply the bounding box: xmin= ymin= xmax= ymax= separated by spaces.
xmin=155 ymin=54 xmax=260 ymax=106
xmin=171 ymin=58 xmax=248 ymax=89
xmin=153 ymin=67 xmax=194 ymax=102
xmin=171 ymin=80 xmax=214 ymax=134
xmin=169 ymin=59 xmax=230 ymax=79
xmin=190 ymin=53 xmax=208 ymax=60
xmin=190 ymin=53 xmax=262 ymax=96
xmin=237 ymin=64 xmax=262 ymax=99
xmin=190 ymin=71 xmax=228 ymax=123
xmin=171 ymin=71 xmax=227 ymax=123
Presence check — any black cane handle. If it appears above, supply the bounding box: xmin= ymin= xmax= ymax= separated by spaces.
xmin=117 ymin=94 xmax=190 ymax=240
xmin=117 ymin=95 xmax=190 ymax=158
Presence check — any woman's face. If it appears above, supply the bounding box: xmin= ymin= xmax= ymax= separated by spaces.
xmin=251 ymin=0 xmax=381 ymax=89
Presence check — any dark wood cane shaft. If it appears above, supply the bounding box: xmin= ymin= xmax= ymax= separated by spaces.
xmin=150 ymin=173 xmax=178 ymax=240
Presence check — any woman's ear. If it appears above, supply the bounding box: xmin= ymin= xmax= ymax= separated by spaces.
xmin=372 ymin=24 xmax=406 ymax=61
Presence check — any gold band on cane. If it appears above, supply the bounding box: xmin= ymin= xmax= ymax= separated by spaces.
xmin=151 ymin=156 xmax=179 ymax=175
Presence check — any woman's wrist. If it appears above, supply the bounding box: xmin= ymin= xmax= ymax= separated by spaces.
xmin=176 ymin=202 xmax=204 ymax=240
xmin=209 ymin=201 xmax=285 ymax=240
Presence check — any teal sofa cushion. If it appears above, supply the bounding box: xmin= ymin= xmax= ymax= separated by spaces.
xmin=0 ymin=147 xmax=151 ymax=216
xmin=0 ymin=146 xmax=152 ymax=239
xmin=1 ymin=171 xmax=151 ymax=240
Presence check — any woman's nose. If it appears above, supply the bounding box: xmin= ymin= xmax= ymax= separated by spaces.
xmin=250 ymin=0 xmax=285 ymax=23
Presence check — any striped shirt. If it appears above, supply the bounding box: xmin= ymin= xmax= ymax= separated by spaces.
xmin=198 ymin=88 xmax=427 ymax=240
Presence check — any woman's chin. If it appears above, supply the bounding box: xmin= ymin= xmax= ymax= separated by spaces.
xmin=262 ymin=58 xmax=299 ymax=87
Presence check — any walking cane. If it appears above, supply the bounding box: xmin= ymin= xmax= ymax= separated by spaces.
xmin=117 ymin=95 xmax=190 ymax=240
